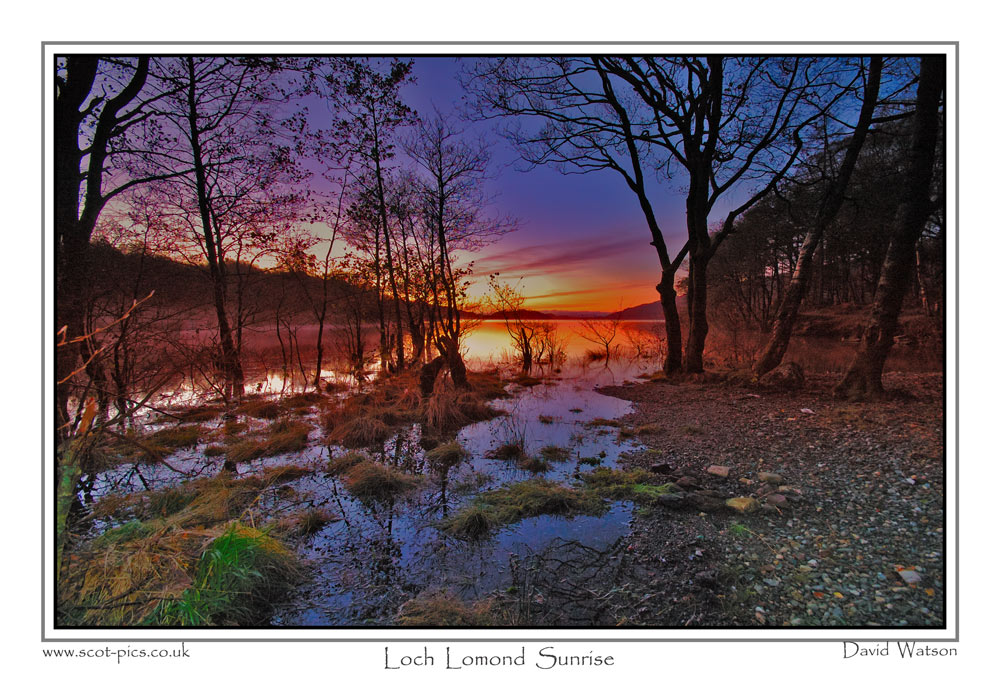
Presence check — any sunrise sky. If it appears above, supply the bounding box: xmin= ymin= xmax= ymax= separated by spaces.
xmin=400 ymin=57 xmax=689 ymax=313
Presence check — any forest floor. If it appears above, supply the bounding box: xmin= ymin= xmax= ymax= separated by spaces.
xmin=598 ymin=371 xmax=945 ymax=627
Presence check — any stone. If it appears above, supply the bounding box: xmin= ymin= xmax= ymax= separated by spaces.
xmin=897 ymin=568 xmax=921 ymax=585
xmin=759 ymin=362 xmax=805 ymax=390
xmin=676 ymin=476 xmax=698 ymax=488
xmin=655 ymin=493 xmax=688 ymax=509
xmin=766 ymin=493 xmax=790 ymax=508
xmin=650 ymin=462 xmax=673 ymax=474
xmin=726 ymin=497 xmax=761 ymax=514
xmin=761 ymin=503 xmax=781 ymax=515
xmin=707 ymin=465 xmax=730 ymax=478
xmin=759 ymin=472 xmax=783 ymax=485
xmin=689 ymin=494 xmax=725 ymax=512
xmin=739 ymin=477 xmax=754 ymax=485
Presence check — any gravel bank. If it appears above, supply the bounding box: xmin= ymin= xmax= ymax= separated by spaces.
xmin=599 ymin=371 xmax=944 ymax=627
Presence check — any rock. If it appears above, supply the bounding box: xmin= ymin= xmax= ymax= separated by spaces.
xmin=707 ymin=465 xmax=730 ymax=478
xmin=689 ymin=493 xmax=725 ymax=512
xmin=759 ymin=362 xmax=805 ymax=390
xmin=695 ymin=488 xmax=727 ymax=498
xmin=726 ymin=497 xmax=761 ymax=514
xmin=897 ymin=568 xmax=922 ymax=585
xmin=739 ymin=477 xmax=754 ymax=485
xmin=766 ymin=493 xmax=790 ymax=508
xmin=759 ymin=472 xmax=783 ymax=485
xmin=761 ymin=503 xmax=781 ymax=514
xmin=650 ymin=462 xmax=673 ymax=474
xmin=655 ymin=493 xmax=688 ymax=509
xmin=676 ymin=476 xmax=698 ymax=488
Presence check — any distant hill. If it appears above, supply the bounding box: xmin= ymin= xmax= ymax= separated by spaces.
xmin=606 ymin=298 xmax=687 ymax=320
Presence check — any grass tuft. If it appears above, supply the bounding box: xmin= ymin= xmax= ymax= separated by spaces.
xmin=342 ymin=461 xmax=417 ymax=501
xmin=439 ymin=479 xmax=606 ymax=539
xmin=425 ymin=441 xmax=468 ymax=471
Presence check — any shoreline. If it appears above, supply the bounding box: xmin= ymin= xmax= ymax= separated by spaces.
xmin=598 ymin=371 xmax=944 ymax=626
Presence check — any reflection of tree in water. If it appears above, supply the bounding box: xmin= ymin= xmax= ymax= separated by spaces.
xmin=504 ymin=538 xmax=636 ymax=626
xmin=330 ymin=484 xmax=412 ymax=621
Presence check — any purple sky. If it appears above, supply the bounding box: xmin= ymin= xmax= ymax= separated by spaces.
xmin=363 ymin=58 xmax=739 ymax=312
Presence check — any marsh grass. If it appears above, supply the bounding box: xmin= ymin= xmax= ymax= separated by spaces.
xmin=225 ymin=419 xmax=311 ymax=463
xmin=277 ymin=508 xmax=337 ymax=537
xmin=153 ymin=524 xmax=299 ymax=626
xmin=343 ymin=461 xmax=418 ymax=501
xmin=517 ymin=456 xmax=550 ymax=474
xmin=488 ymin=442 xmax=524 ymax=460
xmin=396 ymin=591 xmax=502 ymax=626
xmin=327 ymin=451 xmax=367 ymax=475
xmin=578 ymin=467 xmax=678 ymax=504
xmin=203 ymin=445 xmax=227 ymax=458
xmin=538 ymin=445 xmax=572 ymax=462
xmin=585 ymin=418 xmax=621 ymax=428
xmin=236 ymin=399 xmax=281 ymax=420
xmin=438 ymin=479 xmax=606 ymax=540
xmin=425 ymin=441 xmax=468 ymax=471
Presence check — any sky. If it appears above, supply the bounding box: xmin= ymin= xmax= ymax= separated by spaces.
xmin=395 ymin=58 xmax=696 ymax=313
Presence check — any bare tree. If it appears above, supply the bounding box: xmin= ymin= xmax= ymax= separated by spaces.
xmin=754 ymin=57 xmax=885 ymax=376
xmin=55 ymin=57 xmax=185 ymax=435
xmin=464 ymin=57 xmax=848 ymax=374
xmin=577 ymin=316 xmax=622 ymax=366
xmin=136 ymin=57 xmax=306 ymax=400
xmin=835 ymin=56 xmax=944 ymax=399
xmin=405 ymin=112 xmax=514 ymax=392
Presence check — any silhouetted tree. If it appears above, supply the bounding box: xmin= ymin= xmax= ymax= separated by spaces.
xmin=755 ymin=57 xmax=885 ymax=376
xmin=835 ymin=56 xmax=944 ymax=399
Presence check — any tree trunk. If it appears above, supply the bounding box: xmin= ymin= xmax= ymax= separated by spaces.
xmin=684 ymin=239 xmax=710 ymax=374
xmin=656 ymin=271 xmax=683 ymax=374
xmin=834 ymin=56 xmax=944 ymax=399
xmin=756 ymin=57 xmax=883 ymax=377
xmin=185 ymin=58 xmax=244 ymax=399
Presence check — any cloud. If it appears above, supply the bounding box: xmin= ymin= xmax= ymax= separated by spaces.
xmin=472 ymin=236 xmax=644 ymax=277
xmin=521 ymin=281 xmax=651 ymax=302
